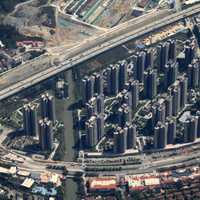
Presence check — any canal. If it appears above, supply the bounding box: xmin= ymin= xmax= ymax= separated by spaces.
xmin=55 ymin=69 xmax=79 ymax=200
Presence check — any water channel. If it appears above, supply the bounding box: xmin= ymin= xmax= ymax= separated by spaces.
xmin=55 ymin=69 xmax=79 ymax=200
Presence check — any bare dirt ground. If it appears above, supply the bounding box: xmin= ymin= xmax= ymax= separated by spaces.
xmin=2 ymin=0 xmax=103 ymax=48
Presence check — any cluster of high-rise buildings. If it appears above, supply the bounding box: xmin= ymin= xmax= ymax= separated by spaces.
xmin=81 ymin=73 xmax=105 ymax=148
xmin=22 ymin=93 xmax=55 ymax=151
xmin=80 ymin=35 xmax=200 ymax=153
xmin=113 ymin=123 xmax=137 ymax=154
xmin=152 ymin=37 xmax=200 ymax=149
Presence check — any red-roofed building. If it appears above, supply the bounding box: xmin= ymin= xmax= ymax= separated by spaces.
xmin=16 ymin=40 xmax=44 ymax=49
xmin=88 ymin=177 xmax=117 ymax=192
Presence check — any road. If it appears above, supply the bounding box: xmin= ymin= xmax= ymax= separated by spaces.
xmin=85 ymin=147 xmax=200 ymax=175
xmin=1 ymin=5 xmax=200 ymax=100
xmin=0 ymin=127 xmax=81 ymax=174
xmin=1 ymin=126 xmax=200 ymax=177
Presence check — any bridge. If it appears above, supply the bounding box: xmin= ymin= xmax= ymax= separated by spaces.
xmin=0 ymin=4 xmax=200 ymax=101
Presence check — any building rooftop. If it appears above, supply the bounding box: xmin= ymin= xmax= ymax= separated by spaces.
xmin=89 ymin=177 xmax=117 ymax=190
xmin=17 ymin=170 xmax=30 ymax=177
xmin=21 ymin=178 xmax=35 ymax=188
xmin=179 ymin=111 xmax=191 ymax=123
xmin=0 ymin=166 xmax=9 ymax=174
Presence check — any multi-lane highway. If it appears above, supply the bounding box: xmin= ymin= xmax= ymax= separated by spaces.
xmin=84 ymin=144 xmax=200 ymax=175
xmin=0 ymin=4 xmax=200 ymax=101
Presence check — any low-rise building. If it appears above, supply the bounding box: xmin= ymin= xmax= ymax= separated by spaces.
xmin=88 ymin=177 xmax=117 ymax=192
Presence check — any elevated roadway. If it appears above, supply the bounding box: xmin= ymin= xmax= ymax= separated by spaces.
xmin=0 ymin=4 xmax=200 ymax=101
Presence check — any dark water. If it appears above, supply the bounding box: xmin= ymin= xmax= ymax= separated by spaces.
xmin=55 ymin=69 xmax=79 ymax=200
xmin=64 ymin=179 xmax=78 ymax=200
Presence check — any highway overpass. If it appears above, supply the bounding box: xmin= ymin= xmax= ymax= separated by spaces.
xmin=0 ymin=4 xmax=200 ymax=101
